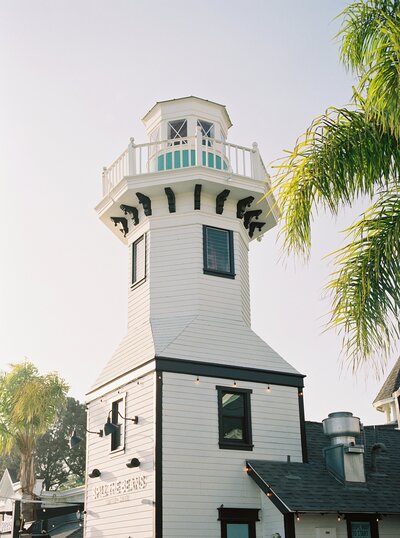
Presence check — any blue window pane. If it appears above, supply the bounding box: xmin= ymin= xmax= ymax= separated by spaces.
xmin=350 ymin=522 xmax=371 ymax=538
xmin=226 ymin=523 xmax=249 ymax=538
xmin=205 ymin=228 xmax=231 ymax=273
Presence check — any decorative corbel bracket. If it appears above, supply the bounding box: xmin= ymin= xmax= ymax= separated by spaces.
xmin=136 ymin=193 xmax=152 ymax=216
xmin=110 ymin=217 xmax=128 ymax=237
xmin=216 ymin=189 xmax=230 ymax=215
xmin=120 ymin=205 xmax=139 ymax=226
xmin=194 ymin=184 xmax=202 ymax=210
xmin=249 ymin=221 xmax=265 ymax=238
xmin=243 ymin=209 xmax=262 ymax=229
xmin=237 ymin=196 xmax=255 ymax=219
xmin=164 ymin=187 xmax=176 ymax=213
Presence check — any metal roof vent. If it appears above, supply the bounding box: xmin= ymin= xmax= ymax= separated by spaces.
xmin=322 ymin=412 xmax=366 ymax=483
xmin=322 ymin=411 xmax=361 ymax=445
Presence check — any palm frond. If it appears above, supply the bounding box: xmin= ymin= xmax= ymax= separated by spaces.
xmin=338 ymin=0 xmax=400 ymax=138
xmin=272 ymin=107 xmax=400 ymax=256
xmin=327 ymin=187 xmax=400 ymax=374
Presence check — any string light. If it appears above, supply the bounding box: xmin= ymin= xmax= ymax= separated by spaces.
xmin=267 ymin=385 xmax=271 ymax=393
xmin=266 ymin=491 xmax=273 ymax=497
xmin=195 ymin=376 xmax=200 ymax=384
xmin=296 ymin=512 xmax=300 ymax=521
xmin=233 ymin=380 xmax=237 ymax=387
xmin=337 ymin=513 xmax=341 ymax=522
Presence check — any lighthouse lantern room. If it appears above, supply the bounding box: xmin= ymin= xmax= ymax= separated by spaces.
xmin=85 ymin=96 xmax=305 ymax=538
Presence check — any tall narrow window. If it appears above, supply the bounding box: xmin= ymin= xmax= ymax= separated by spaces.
xmin=203 ymin=226 xmax=235 ymax=278
xmin=168 ymin=119 xmax=187 ymax=145
xmin=110 ymin=398 xmax=124 ymax=452
xmin=217 ymin=387 xmax=253 ymax=450
xmin=132 ymin=235 xmax=146 ymax=286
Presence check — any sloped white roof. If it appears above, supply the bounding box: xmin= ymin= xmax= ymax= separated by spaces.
xmin=91 ymin=315 xmax=299 ymax=392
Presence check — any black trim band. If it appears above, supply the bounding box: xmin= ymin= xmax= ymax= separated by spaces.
xmin=284 ymin=513 xmax=296 ymax=538
xmin=156 ymin=357 xmax=305 ymax=388
xmin=87 ymin=356 xmax=305 ymax=396
xmin=245 ymin=465 xmax=289 ymax=514
xmin=298 ymin=388 xmax=308 ymax=463
xmin=155 ymin=372 xmax=163 ymax=538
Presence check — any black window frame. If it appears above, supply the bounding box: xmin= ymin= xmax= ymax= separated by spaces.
xmin=203 ymin=225 xmax=235 ymax=279
xmin=216 ymin=386 xmax=253 ymax=451
xmin=346 ymin=515 xmax=379 ymax=538
xmin=218 ymin=507 xmax=259 ymax=538
xmin=110 ymin=398 xmax=124 ymax=452
xmin=131 ymin=234 xmax=146 ymax=288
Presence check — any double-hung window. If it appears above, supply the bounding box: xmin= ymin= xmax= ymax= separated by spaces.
xmin=203 ymin=226 xmax=235 ymax=278
xmin=132 ymin=235 xmax=146 ymax=287
xmin=217 ymin=386 xmax=253 ymax=450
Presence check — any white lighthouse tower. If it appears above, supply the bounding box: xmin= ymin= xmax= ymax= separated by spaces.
xmin=85 ymin=97 xmax=305 ymax=538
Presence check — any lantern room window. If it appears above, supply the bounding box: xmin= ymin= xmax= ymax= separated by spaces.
xmin=197 ymin=119 xmax=214 ymax=146
xmin=168 ymin=119 xmax=187 ymax=145
xmin=203 ymin=226 xmax=235 ymax=278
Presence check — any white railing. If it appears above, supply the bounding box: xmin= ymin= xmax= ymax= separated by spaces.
xmin=102 ymin=127 xmax=268 ymax=195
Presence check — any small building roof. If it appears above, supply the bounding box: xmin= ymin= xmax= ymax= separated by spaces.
xmin=247 ymin=421 xmax=400 ymax=514
xmin=373 ymin=356 xmax=400 ymax=404
xmin=142 ymin=95 xmax=233 ymax=129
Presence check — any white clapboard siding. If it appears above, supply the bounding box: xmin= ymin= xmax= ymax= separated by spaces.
xmin=296 ymin=515 xmax=400 ymax=538
xmin=378 ymin=516 xmax=400 ymax=538
xmin=85 ymin=372 xmax=155 ymax=538
xmin=238 ymin=232 xmax=251 ymax=326
xmin=162 ymin=372 xmax=303 ymax=537
xmin=261 ymin=493 xmax=285 ymax=537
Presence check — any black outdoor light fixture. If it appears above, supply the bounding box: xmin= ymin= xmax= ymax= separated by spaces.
xmin=126 ymin=458 xmax=141 ymax=468
xmin=88 ymin=469 xmax=101 ymax=478
xmin=69 ymin=427 xmax=103 ymax=448
xmin=104 ymin=410 xmax=139 ymax=436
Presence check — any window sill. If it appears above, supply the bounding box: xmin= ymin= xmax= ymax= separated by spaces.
xmin=109 ymin=446 xmax=125 ymax=457
xmin=131 ymin=277 xmax=146 ymax=291
xmin=219 ymin=442 xmax=254 ymax=451
xmin=203 ymin=269 xmax=235 ymax=280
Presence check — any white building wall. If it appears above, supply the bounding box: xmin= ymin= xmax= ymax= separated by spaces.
xmin=85 ymin=371 xmax=155 ymax=538
xmin=261 ymin=493 xmax=285 ymax=537
xmin=162 ymin=371 xmax=302 ymax=537
xmin=378 ymin=516 xmax=400 ymax=538
xmin=295 ymin=515 xmax=344 ymax=538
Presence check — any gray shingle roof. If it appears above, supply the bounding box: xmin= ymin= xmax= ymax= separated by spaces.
xmin=373 ymin=356 xmax=400 ymax=404
xmin=248 ymin=422 xmax=400 ymax=514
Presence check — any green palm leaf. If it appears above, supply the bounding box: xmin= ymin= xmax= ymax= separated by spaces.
xmin=327 ymin=187 xmax=400 ymax=373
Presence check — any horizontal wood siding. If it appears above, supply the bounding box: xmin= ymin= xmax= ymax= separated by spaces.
xmin=85 ymin=372 xmax=155 ymax=538
xmin=162 ymin=372 xmax=302 ymax=537
xmin=238 ymin=232 xmax=251 ymax=326
xmin=261 ymin=494 xmax=285 ymax=537
xmin=376 ymin=516 xmax=400 ymax=538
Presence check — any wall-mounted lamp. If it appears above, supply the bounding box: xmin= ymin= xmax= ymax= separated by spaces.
xmin=88 ymin=469 xmax=101 ymax=478
xmin=126 ymin=458 xmax=141 ymax=468
xmin=104 ymin=410 xmax=139 ymax=436
xmin=69 ymin=427 xmax=103 ymax=448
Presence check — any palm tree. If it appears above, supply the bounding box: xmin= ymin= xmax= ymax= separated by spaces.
xmin=272 ymin=0 xmax=400 ymax=374
xmin=0 ymin=362 xmax=68 ymax=520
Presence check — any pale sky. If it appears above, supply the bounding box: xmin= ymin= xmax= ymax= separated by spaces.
xmin=1 ymin=0 xmax=395 ymax=425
